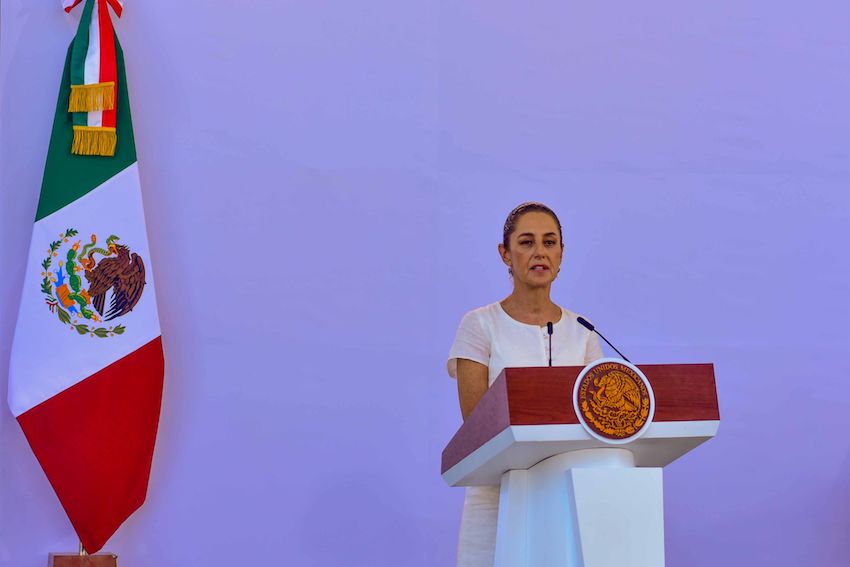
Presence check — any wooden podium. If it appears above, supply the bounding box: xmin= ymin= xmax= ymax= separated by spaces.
xmin=441 ymin=363 xmax=719 ymax=567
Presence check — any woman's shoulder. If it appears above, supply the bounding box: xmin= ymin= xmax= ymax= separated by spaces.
xmin=459 ymin=302 xmax=503 ymax=325
xmin=465 ymin=301 xmax=502 ymax=317
xmin=559 ymin=305 xmax=579 ymax=321
xmin=557 ymin=306 xmax=594 ymax=332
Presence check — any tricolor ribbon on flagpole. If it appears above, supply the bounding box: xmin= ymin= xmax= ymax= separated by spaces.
xmin=63 ymin=0 xmax=124 ymax=156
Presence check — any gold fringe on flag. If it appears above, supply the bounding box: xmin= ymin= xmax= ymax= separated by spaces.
xmin=69 ymin=82 xmax=115 ymax=112
xmin=72 ymin=125 xmax=117 ymax=156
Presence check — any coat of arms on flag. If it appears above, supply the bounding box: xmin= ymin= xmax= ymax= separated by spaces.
xmin=7 ymin=0 xmax=164 ymax=556
xmin=41 ymin=230 xmax=146 ymax=337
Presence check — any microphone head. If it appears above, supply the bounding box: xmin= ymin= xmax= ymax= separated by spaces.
xmin=576 ymin=316 xmax=595 ymax=332
xmin=546 ymin=321 xmax=553 ymax=335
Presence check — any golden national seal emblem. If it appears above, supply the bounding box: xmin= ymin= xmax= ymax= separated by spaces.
xmin=573 ymin=358 xmax=655 ymax=444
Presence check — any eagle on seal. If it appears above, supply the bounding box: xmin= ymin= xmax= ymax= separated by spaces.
xmin=84 ymin=240 xmax=146 ymax=321
xmin=592 ymin=370 xmax=642 ymax=413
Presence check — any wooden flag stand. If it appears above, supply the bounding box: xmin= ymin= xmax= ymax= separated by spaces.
xmin=48 ymin=555 xmax=116 ymax=567
xmin=48 ymin=543 xmax=117 ymax=567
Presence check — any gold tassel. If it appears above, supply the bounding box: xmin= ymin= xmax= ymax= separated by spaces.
xmin=72 ymin=126 xmax=117 ymax=157
xmin=69 ymin=82 xmax=116 ymax=112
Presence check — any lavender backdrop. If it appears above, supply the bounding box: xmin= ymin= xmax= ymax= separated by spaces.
xmin=2 ymin=1 xmax=849 ymax=566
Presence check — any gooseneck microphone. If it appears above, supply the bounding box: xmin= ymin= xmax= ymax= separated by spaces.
xmin=576 ymin=316 xmax=631 ymax=363
xmin=546 ymin=321 xmax=554 ymax=366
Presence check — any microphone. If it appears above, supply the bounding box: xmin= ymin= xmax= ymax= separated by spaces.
xmin=546 ymin=321 xmax=553 ymax=367
xmin=576 ymin=316 xmax=631 ymax=363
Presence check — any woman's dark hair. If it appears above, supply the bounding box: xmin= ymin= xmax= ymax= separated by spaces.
xmin=502 ymin=202 xmax=563 ymax=249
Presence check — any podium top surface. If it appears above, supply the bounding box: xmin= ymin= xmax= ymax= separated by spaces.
xmin=441 ymin=363 xmax=719 ymax=484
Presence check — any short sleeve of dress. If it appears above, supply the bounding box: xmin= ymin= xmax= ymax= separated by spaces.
xmin=447 ymin=311 xmax=491 ymax=379
xmin=584 ymin=331 xmax=604 ymax=364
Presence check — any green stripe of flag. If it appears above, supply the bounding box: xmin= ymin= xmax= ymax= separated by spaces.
xmin=69 ymin=0 xmax=93 ymax=88
xmin=36 ymin=36 xmax=136 ymax=222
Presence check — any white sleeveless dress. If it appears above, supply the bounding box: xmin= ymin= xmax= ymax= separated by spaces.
xmin=447 ymin=302 xmax=603 ymax=567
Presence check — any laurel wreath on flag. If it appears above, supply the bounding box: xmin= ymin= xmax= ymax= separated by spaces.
xmin=41 ymin=228 xmax=126 ymax=338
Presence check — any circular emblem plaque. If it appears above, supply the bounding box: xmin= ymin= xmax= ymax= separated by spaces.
xmin=573 ymin=358 xmax=655 ymax=444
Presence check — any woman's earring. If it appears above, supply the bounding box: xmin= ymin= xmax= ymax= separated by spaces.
xmin=508 ymin=267 xmax=513 ymax=276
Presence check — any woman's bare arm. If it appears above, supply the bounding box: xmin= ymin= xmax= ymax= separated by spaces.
xmin=456 ymin=358 xmax=489 ymax=421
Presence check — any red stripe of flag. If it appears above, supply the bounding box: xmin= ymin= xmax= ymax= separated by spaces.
xmin=97 ymin=0 xmax=118 ymax=127
xmin=17 ymin=337 xmax=165 ymax=553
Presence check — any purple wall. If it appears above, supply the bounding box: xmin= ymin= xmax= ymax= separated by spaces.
xmin=2 ymin=1 xmax=849 ymax=565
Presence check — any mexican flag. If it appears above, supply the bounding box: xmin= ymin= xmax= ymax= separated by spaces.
xmin=7 ymin=0 xmax=164 ymax=553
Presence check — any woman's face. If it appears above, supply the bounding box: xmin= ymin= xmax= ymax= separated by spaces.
xmin=499 ymin=211 xmax=563 ymax=289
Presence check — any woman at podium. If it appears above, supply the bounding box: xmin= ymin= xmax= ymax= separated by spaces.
xmin=447 ymin=202 xmax=603 ymax=566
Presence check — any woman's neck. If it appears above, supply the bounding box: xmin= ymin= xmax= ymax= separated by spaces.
xmin=500 ymin=287 xmax=561 ymax=326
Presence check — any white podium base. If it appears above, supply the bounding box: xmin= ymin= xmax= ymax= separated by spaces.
xmin=494 ymin=448 xmax=665 ymax=567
